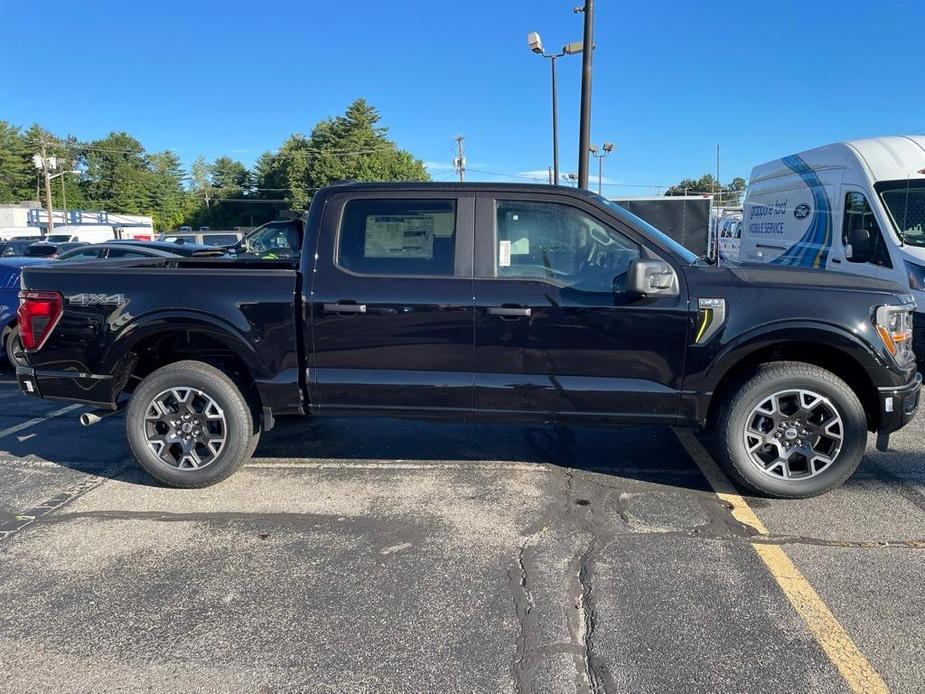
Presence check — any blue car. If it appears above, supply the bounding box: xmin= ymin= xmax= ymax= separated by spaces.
xmin=0 ymin=257 xmax=50 ymax=366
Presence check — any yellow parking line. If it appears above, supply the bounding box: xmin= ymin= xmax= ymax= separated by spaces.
xmin=673 ymin=429 xmax=889 ymax=694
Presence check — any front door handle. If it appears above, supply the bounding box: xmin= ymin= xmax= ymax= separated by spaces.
xmin=487 ymin=306 xmax=531 ymax=317
xmin=323 ymin=302 xmax=367 ymax=314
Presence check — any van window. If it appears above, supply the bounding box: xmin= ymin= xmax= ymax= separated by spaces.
xmin=843 ymin=192 xmax=891 ymax=267
xmin=338 ymin=199 xmax=457 ymax=276
xmin=876 ymin=179 xmax=925 ymax=247
xmin=490 ymin=200 xmax=640 ymax=293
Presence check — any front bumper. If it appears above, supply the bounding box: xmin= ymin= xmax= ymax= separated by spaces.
xmin=877 ymin=371 xmax=922 ymax=434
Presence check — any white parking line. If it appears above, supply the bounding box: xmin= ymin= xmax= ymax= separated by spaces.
xmin=0 ymin=404 xmax=84 ymax=439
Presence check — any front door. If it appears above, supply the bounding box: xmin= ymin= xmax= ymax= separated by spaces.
xmin=472 ymin=194 xmax=689 ymax=423
xmin=834 ymin=187 xmax=893 ymax=279
xmin=309 ymin=192 xmax=475 ymax=416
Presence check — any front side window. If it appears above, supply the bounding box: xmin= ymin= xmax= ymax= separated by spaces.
xmin=106 ymin=248 xmax=151 ymax=259
xmin=58 ymin=248 xmax=101 ymax=262
xmin=338 ymin=199 xmax=457 ymax=276
xmin=876 ymin=179 xmax=925 ymax=248
xmin=843 ymin=192 xmax=891 ymax=267
xmin=492 ymin=200 xmax=640 ymax=293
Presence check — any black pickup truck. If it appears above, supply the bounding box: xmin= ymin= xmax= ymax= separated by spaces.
xmin=14 ymin=183 xmax=921 ymax=497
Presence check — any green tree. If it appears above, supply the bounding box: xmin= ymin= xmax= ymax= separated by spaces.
xmin=146 ymin=151 xmax=192 ymax=230
xmin=82 ymin=132 xmax=149 ymax=213
xmin=665 ymin=173 xmax=747 ymax=206
xmin=277 ymin=98 xmax=429 ymax=210
xmin=0 ymin=122 xmax=34 ymax=203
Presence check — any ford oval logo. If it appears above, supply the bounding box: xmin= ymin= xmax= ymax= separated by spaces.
xmin=794 ymin=203 xmax=811 ymax=219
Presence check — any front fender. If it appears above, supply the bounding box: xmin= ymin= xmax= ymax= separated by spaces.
xmin=686 ymin=319 xmax=892 ymax=397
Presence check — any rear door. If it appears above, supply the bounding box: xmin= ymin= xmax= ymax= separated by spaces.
xmin=472 ymin=193 xmax=689 ymax=423
xmin=309 ymin=191 xmax=475 ymax=416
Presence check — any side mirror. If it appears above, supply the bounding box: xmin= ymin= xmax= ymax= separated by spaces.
xmin=627 ymin=258 xmax=678 ymax=296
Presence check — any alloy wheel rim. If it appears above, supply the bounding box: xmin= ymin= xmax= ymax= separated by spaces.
xmin=742 ymin=388 xmax=843 ymax=481
xmin=143 ymin=387 xmax=226 ymax=470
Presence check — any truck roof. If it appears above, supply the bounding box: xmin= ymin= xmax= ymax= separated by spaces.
xmin=749 ymin=135 xmax=925 ymax=185
xmin=319 ymin=181 xmax=604 ymax=199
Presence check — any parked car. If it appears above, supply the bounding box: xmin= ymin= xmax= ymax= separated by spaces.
xmin=14 ymin=182 xmax=921 ymax=497
xmin=56 ymin=241 xmax=227 ymax=262
xmin=0 ymin=238 xmax=42 ymax=257
xmin=0 ymin=257 xmax=51 ymax=366
xmin=231 ymin=219 xmax=303 ymax=259
xmin=24 ymin=242 xmax=88 ymax=259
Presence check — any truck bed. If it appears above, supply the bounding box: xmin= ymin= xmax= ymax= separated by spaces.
xmin=18 ymin=258 xmax=303 ymax=413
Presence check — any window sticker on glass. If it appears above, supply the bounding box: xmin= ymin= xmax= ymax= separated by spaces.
xmin=510 ymin=236 xmax=530 ymax=255
xmin=364 ymin=215 xmax=434 ymax=259
xmin=499 ymin=240 xmax=512 ymax=267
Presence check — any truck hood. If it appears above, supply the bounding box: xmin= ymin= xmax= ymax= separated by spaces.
xmin=724 ymin=263 xmax=908 ymax=295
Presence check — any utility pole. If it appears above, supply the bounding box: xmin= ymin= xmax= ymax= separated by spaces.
xmin=576 ymin=0 xmax=595 ymax=189
xmin=34 ymin=142 xmax=56 ymax=235
xmin=715 ymin=144 xmax=720 ymax=207
xmin=454 ymin=136 xmax=466 ymax=182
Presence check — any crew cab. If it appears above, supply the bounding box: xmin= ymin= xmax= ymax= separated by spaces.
xmin=14 ymin=183 xmax=921 ymax=497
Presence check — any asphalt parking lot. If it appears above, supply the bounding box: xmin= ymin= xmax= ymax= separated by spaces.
xmin=0 ymin=366 xmax=923 ymax=694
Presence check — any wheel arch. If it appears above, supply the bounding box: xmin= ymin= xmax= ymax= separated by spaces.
xmin=705 ymin=336 xmax=881 ymax=431
xmin=111 ymin=314 xmax=265 ymax=413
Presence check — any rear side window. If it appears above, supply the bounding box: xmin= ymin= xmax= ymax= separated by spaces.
xmin=338 ymin=199 xmax=457 ymax=276
xmin=203 ymin=234 xmax=240 ymax=246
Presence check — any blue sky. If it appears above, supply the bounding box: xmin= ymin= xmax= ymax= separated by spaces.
xmin=4 ymin=1 xmax=924 ymax=195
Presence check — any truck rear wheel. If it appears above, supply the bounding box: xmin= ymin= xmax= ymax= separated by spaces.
xmin=126 ymin=360 xmax=259 ymax=488
xmin=715 ymin=362 xmax=867 ymax=498
xmin=4 ymin=326 xmax=25 ymax=367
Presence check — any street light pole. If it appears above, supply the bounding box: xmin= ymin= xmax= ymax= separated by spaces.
xmin=529 ymin=33 xmax=582 ymax=186
xmin=576 ymin=0 xmax=595 ymax=189
xmin=589 ymin=142 xmax=614 ymax=195
xmin=550 ymin=53 xmax=559 ymax=184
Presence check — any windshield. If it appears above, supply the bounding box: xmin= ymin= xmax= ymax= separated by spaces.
xmin=594 ymin=195 xmax=699 ymax=263
xmin=876 ymin=179 xmax=925 ymax=247
xmin=236 ymin=222 xmax=300 ymax=259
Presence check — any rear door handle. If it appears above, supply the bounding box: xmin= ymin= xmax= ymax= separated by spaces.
xmin=323 ymin=302 xmax=367 ymax=314
xmin=487 ymin=306 xmax=531 ymax=317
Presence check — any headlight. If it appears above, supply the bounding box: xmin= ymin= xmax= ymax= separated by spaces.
xmin=875 ymin=304 xmax=914 ymax=363
xmin=904 ymin=260 xmax=925 ymax=291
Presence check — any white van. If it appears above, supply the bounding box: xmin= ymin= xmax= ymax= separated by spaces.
xmin=716 ymin=216 xmax=743 ymax=264
xmin=45 ymin=225 xmax=117 ymax=244
xmin=741 ymin=135 xmax=925 ymax=313
xmin=0 ymin=226 xmax=42 ymax=240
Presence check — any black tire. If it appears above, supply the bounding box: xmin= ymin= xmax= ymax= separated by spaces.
xmin=714 ymin=361 xmax=867 ymax=499
xmin=4 ymin=325 xmax=25 ymax=367
xmin=126 ymin=360 xmax=260 ymax=488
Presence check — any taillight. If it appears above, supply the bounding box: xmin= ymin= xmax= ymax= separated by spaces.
xmin=17 ymin=290 xmax=63 ymax=351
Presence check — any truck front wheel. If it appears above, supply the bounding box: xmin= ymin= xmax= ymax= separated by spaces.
xmin=126 ymin=360 xmax=259 ymax=488
xmin=715 ymin=362 xmax=867 ymax=498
